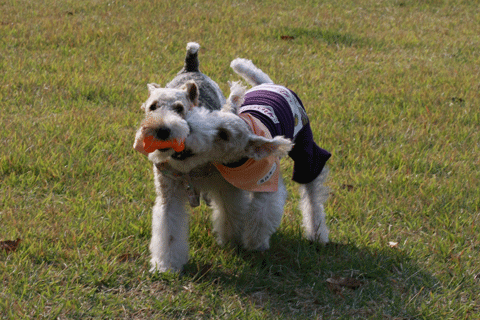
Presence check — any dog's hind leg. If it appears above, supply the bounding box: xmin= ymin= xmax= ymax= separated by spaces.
xmin=242 ymin=177 xmax=288 ymax=251
xmin=298 ymin=167 xmax=330 ymax=244
xmin=149 ymin=171 xmax=190 ymax=273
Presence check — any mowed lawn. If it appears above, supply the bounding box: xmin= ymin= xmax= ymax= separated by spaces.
xmin=1 ymin=0 xmax=479 ymax=318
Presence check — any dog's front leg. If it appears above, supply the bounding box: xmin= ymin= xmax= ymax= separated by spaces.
xmin=242 ymin=177 xmax=288 ymax=251
xmin=149 ymin=169 xmax=189 ymax=273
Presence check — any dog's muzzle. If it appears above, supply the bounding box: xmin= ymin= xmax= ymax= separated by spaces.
xmin=171 ymin=148 xmax=194 ymax=160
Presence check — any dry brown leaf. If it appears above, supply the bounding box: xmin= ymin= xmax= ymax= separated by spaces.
xmin=1 ymin=238 xmax=21 ymax=253
xmin=388 ymin=241 xmax=399 ymax=248
xmin=326 ymin=277 xmax=364 ymax=290
xmin=341 ymin=184 xmax=355 ymax=191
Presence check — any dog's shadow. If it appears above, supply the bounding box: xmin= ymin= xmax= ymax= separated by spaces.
xmin=181 ymin=234 xmax=437 ymax=317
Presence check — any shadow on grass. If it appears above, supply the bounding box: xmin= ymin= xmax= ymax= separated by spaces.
xmin=182 ymin=234 xmax=438 ymax=318
xmin=276 ymin=27 xmax=380 ymax=48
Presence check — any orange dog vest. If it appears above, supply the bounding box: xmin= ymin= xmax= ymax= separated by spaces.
xmin=214 ymin=113 xmax=280 ymax=192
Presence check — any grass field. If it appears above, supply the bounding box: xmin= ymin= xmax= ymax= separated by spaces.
xmin=1 ymin=0 xmax=479 ymax=318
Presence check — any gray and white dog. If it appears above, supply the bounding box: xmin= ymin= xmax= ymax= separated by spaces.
xmin=134 ymin=42 xmax=225 ymax=160
xmin=135 ymin=54 xmax=331 ymax=273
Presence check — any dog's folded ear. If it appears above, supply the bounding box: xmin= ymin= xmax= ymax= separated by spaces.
xmin=183 ymin=80 xmax=199 ymax=108
xmin=245 ymin=136 xmax=293 ymax=160
xmin=147 ymin=83 xmax=162 ymax=95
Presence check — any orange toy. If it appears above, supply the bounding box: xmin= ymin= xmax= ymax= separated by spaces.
xmin=143 ymin=135 xmax=185 ymax=153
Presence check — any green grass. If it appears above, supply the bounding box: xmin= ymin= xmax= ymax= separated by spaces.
xmin=1 ymin=0 xmax=479 ymax=318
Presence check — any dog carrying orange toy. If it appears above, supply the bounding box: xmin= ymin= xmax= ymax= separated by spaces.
xmin=143 ymin=135 xmax=185 ymax=153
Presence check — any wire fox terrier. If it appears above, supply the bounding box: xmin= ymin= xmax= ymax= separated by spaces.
xmin=134 ymin=52 xmax=331 ymax=273
xmin=133 ymin=42 xmax=225 ymax=160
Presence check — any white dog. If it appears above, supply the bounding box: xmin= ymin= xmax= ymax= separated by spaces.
xmin=135 ymin=58 xmax=331 ymax=273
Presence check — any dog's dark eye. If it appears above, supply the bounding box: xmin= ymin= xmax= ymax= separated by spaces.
xmin=149 ymin=102 xmax=158 ymax=111
xmin=172 ymin=102 xmax=185 ymax=115
xmin=217 ymin=128 xmax=230 ymax=141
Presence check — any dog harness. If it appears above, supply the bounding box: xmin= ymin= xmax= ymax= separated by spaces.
xmin=215 ymin=84 xmax=331 ymax=192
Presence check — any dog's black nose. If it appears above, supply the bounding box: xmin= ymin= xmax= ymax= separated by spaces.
xmin=155 ymin=127 xmax=171 ymax=140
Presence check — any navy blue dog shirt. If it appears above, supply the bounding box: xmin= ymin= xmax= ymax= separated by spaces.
xmin=239 ymin=84 xmax=331 ymax=184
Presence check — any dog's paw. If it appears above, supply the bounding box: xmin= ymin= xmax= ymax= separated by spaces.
xmin=254 ymin=242 xmax=270 ymax=252
xmin=242 ymin=235 xmax=270 ymax=252
xmin=149 ymin=259 xmax=181 ymax=274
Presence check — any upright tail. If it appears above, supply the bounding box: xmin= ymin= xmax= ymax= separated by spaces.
xmin=224 ymin=81 xmax=247 ymax=114
xmin=230 ymin=58 xmax=274 ymax=87
xmin=181 ymin=42 xmax=200 ymax=73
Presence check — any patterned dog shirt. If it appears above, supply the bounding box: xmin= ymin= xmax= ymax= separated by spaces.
xmin=215 ymin=84 xmax=331 ymax=192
